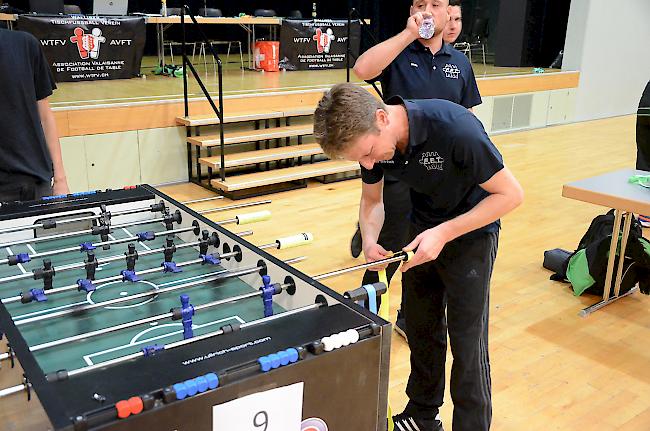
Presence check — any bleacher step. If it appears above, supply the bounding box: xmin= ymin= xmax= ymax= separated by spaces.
xmin=199 ymin=143 xmax=322 ymax=169
xmin=209 ymin=160 xmax=359 ymax=192
xmin=188 ymin=125 xmax=313 ymax=148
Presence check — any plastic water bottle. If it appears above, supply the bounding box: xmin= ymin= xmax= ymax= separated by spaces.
xmin=161 ymin=0 xmax=167 ymax=16
xmin=419 ymin=17 xmax=435 ymax=39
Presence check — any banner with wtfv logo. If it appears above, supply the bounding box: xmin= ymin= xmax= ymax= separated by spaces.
xmin=17 ymin=15 xmax=145 ymax=82
xmin=279 ymin=19 xmax=360 ymax=71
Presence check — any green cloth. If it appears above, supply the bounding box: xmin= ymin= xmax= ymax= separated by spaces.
xmin=640 ymin=237 xmax=650 ymax=256
xmin=628 ymin=174 xmax=650 ymax=188
xmin=566 ymin=249 xmax=596 ymax=296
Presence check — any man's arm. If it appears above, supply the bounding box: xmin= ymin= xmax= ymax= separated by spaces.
xmin=359 ymin=179 xmax=390 ymax=265
xmin=37 ymin=98 xmax=69 ymax=195
xmin=402 ymin=166 xmax=523 ymax=271
xmin=353 ymin=13 xmax=426 ymax=80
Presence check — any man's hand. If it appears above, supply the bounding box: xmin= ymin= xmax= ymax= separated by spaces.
xmin=52 ymin=177 xmax=69 ymax=195
xmin=401 ymin=225 xmax=449 ymax=272
xmin=406 ymin=12 xmax=432 ymax=40
xmin=363 ymin=242 xmax=391 ymax=271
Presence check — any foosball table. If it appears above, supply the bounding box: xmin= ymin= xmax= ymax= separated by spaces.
xmin=0 ymin=185 xmax=402 ymax=431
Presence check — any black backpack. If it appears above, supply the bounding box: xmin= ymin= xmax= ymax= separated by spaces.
xmin=546 ymin=210 xmax=650 ymax=297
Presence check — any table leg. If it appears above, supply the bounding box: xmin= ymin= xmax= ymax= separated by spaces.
xmin=156 ymin=23 xmax=163 ymax=66
xmin=239 ymin=23 xmax=252 ymax=70
xmin=612 ymin=212 xmax=633 ymax=297
xmin=580 ymin=209 xmax=637 ymax=317
xmin=601 ymin=209 xmax=623 ymax=302
xmin=252 ymin=24 xmax=256 ymax=69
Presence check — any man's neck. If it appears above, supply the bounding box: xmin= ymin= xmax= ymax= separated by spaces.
xmin=387 ymin=104 xmax=410 ymax=154
xmin=418 ymin=33 xmax=444 ymax=54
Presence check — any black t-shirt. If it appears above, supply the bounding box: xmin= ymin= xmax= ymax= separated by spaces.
xmin=0 ymin=28 xmax=57 ymax=183
xmin=637 ymin=80 xmax=650 ymax=171
xmin=361 ymin=97 xmax=504 ymax=234
xmin=370 ymin=42 xmax=481 ymax=184
xmin=374 ymin=41 xmax=481 ymax=107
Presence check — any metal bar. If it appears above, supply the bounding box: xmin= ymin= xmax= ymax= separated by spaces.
xmin=0 ymin=204 xmax=164 ymax=236
xmin=612 ymin=212 xmax=633 ymax=298
xmin=218 ymin=57 xmax=226 ymax=182
xmin=2 ymin=253 xmax=205 ymax=304
xmin=346 ymin=8 xmax=352 ymax=82
xmin=180 ymin=6 xmax=226 ymax=184
xmin=182 ymin=196 xmax=224 ymax=205
xmin=314 ymin=253 xmax=408 ymax=280
xmin=0 ymin=237 xmax=204 ymax=287
xmin=65 ymin=302 xmax=321 ymax=380
xmin=0 ymin=225 xmax=197 ymax=266
xmin=580 ymin=286 xmax=638 ymax=317
xmin=14 ymin=266 xmax=246 ymax=326
xmin=198 ymin=200 xmax=271 ymax=215
xmin=30 ymin=289 xmax=262 ymax=353
xmin=0 ymin=383 xmax=30 ymax=399
xmin=187 ymin=140 xmax=193 ymax=182
xmin=182 ymin=6 xmax=189 ymax=118
xmin=0 ymin=214 xmax=177 ymax=250
xmin=601 ymin=209 xmax=623 ymax=302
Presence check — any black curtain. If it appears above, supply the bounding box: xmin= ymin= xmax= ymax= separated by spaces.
xmin=495 ymin=0 xmax=571 ymax=67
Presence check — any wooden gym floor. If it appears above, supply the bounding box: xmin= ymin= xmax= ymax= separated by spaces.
xmin=160 ymin=114 xmax=649 ymax=431
xmin=1 ymin=115 xmax=648 ymax=430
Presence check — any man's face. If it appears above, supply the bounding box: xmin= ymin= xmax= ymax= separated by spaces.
xmin=443 ymin=5 xmax=462 ymax=44
xmin=410 ymin=0 xmax=450 ymax=37
xmin=342 ymin=111 xmax=398 ymax=170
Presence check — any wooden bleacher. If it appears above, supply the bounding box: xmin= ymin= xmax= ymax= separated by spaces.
xmin=208 ymin=160 xmax=360 ymax=192
xmin=176 ymin=90 xmax=361 ymax=199
xmin=187 ymin=125 xmax=314 ymax=148
xmin=199 ymin=143 xmax=322 ymax=170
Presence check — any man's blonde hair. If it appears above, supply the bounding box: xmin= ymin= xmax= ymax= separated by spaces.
xmin=313 ymin=83 xmax=385 ymax=158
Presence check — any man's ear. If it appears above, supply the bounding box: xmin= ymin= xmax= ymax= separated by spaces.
xmin=375 ymin=109 xmax=389 ymax=129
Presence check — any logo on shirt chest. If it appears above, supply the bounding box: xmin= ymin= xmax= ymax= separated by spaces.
xmin=419 ymin=152 xmax=445 ymax=171
xmin=442 ymin=63 xmax=460 ymax=79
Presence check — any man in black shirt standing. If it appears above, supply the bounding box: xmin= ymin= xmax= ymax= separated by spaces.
xmin=314 ymin=83 xmax=523 ymax=431
xmin=0 ymin=28 xmax=69 ymax=201
xmin=637 ymin=81 xmax=650 ymax=227
xmin=351 ymin=0 xmax=481 ymax=340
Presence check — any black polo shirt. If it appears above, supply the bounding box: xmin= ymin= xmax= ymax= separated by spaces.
xmin=375 ymin=41 xmax=481 ymax=108
xmin=0 ymin=28 xmax=56 ymax=183
xmin=361 ymin=97 xmax=504 ymax=234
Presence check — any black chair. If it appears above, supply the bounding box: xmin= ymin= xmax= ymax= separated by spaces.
xmin=467 ymin=16 xmax=489 ymax=67
xmin=165 ymin=7 xmax=182 ymax=16
xmin=29 ymin=0 xmax=64 ymax=14
xmin=163 ymin=8 xmax=195 ymax=65
xmin=63 ymin=4 xmax=82 ymax=14
xmin=253 ymin=9 xmax=278 ymax=42
xmin=253 ymin=9 xmax=276 ymax=17
xmin=195 ymin=8 xmax=244 ymax=70
xmin=199 ymin=8 xmax=222 ymax=17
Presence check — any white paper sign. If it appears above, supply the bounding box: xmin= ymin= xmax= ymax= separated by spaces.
xmin=212 ymin=382 xmax=304 ymax=431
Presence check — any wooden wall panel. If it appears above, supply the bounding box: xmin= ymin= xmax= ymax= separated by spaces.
xmin=55 ymin=72 xmax=580 ymax=137
xmin=478 ymin=71 xmax=580 ymax=97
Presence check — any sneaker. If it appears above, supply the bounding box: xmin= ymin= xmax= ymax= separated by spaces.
xmin=350 ymin=226 xmax=362 ymax=258
xmin=392 ymin=412 xmax=444 ymax=431
xmin=394 ymin=310 xmax=408 ymax=343
xmin=639 ymin=215 xmax=650 ymax=228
